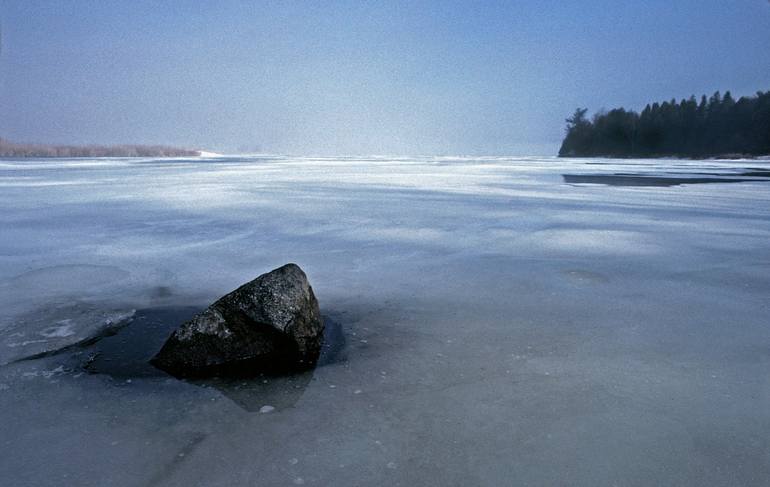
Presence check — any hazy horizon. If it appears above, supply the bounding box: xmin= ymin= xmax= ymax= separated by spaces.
xmin=1 ymin=1 xmax=769 ymax=155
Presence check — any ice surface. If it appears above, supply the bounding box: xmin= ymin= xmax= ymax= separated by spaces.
xmin=1 ymin=156 xmax=769 ymax=486
xmin=0 ymin=302 xmax=135 ymax=365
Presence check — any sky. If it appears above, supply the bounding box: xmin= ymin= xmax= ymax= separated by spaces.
xmin=1 ymin=0 xmax=769 ymax=156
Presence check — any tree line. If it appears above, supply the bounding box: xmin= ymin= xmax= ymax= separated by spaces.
xmin=0 ymin=138 xmax=200 ymax=158
xmin=559 ymin=90 xmax=770 ymax=158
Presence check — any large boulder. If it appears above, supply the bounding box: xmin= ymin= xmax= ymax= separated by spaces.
xmin=150 ymin=264 xmax=323 ymax=377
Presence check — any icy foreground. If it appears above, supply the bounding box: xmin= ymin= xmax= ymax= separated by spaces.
xmin=1 ymin=155 xmax=769 ymax=486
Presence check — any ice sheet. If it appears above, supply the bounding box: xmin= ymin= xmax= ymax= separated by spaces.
xmin=1 ymin=156 xmax=769 ymax=486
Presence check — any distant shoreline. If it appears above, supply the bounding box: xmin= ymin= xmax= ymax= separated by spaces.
xmin=0 ymin=138 xmax=202 ymax=158
xmin=559 ymin=89 xmax=770 ymax=159
xmin=563 ymin=153 xmax=770 ymax=161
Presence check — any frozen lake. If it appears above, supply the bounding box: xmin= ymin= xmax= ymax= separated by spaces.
xmin=1 ymin=155 xmax=769 ymax=486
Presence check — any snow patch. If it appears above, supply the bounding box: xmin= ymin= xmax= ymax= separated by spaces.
xmin=39 ymin=320 xmax=76 ymax=338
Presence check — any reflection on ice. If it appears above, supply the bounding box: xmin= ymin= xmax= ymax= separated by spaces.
xmin=80 ymin=306 xmax=200 ymax=378
xmin=563 ymin=168 xmax=770 ymax=186
xmin=77 ymin=305 xmax=347 ymax=412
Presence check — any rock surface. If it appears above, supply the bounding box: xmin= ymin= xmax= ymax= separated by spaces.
xmin=150 ymin=264 xmax=323 ymax=376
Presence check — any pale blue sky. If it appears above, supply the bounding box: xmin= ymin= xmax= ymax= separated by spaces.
xmin=1 ymin=0 xmax=769 ymax=155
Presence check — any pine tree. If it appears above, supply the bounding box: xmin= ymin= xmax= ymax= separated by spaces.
xmin=558 ymin=89 xmax=770 ymax=158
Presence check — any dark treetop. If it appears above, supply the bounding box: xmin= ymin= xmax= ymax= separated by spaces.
xmin=559 ymin=90 xmax=770 ymax=159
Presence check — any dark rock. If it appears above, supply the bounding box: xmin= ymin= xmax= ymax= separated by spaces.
xmin=150 ymin=264 xmax=323 ymax=377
